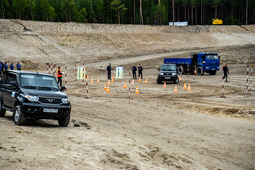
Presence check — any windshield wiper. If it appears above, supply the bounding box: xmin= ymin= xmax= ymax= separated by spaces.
xmin=21 ymin=86 xmax=37 ymax=89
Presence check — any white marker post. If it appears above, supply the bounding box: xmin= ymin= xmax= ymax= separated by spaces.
xmin=250 ymin=64 xmax=253 ymax=91
xmin=246 ymin=64 xmax=249 ymax=94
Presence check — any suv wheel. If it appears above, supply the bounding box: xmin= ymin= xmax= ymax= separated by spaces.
xmin=14 ymin=105 xmax=26 ymax=125
xmin=58 ymin=114 xmax=70 ymax=127
xmin=0 ymin=100 xmax=6 ymax=117
xmin=174 ymin=78 xmax=179 ymax=84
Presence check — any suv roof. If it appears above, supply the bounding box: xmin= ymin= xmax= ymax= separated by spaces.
xmin=7 ymin=70 xmax=51 ymax=76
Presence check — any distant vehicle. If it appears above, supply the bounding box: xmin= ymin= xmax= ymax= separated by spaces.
xmin=0 ymin=70 xmax=71 ymax=126
xmin=213 ymin=19 xmax=223 ymax=25
xmin=157 ymin=64 xmax=179 ymax=84
xmin=164 ymin=52 xmax=220 ymax=75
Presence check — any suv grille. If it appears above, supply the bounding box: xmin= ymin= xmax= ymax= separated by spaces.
xmin=39 ymin=97 xmax=62 ymax=104
xmin=163 ymin=73 xmax=173 ymax=75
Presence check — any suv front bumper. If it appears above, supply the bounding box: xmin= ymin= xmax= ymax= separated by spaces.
xmin=157 ymin=75 xmax=178 ymax=82
xmin=22 ymin=103 xmax=71 ymax=119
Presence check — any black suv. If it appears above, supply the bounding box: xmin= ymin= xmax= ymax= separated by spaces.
xmin=0 ymin=70 xmax=71 ymax=126
xmin=157 ymin=64 xmax=179 ymax=84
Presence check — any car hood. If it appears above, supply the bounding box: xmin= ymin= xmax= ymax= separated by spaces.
xmin=21 ymin=88 xmax=67 ymax=98
xmin=160 ymin=71 xmax=177 ymax=73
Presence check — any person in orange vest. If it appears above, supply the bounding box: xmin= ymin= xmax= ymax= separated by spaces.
xmin=57 ymin=66 xmax=63 ymax=87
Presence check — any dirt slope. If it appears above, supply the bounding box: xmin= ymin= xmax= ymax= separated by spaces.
xmin=0 ymin=19 xmax=255 ymax=170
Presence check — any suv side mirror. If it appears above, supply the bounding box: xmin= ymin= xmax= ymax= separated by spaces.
xmin=60 ymin=86 xmax=66 ymax=91
xmin=9 ymin=81 xmax=18 ymax=87
xmin=157 ymin=68 xmax=160 ymax=71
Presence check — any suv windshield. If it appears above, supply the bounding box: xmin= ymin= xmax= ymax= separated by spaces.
xmin=206 ymin=55 xmax=219 ymax=60
xmin=20 ymin=74 xmax=59 ymax=91
xmin=161 ymin=65 xmax=176 ymax=71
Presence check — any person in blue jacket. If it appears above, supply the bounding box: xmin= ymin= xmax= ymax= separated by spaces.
xmin=0 ymin=61 xmax=2 ymax=75
xmin=4 ymin=62 xmax=8 ymax=74
xmin=138 ymin=64 xmax=143 ymax=79
xmin=107 ymin=63 xmax=111 ymax=80
xmin=132 ymin=65 xmax=137 ymax=79
xmin=16 ymin=61 xmax=21 ymax=70
xmin=10 ymin=62 xmax=14 ymax=70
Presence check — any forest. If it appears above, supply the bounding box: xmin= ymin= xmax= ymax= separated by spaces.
xmin=0 ymin=0 xmax=254 ymax=25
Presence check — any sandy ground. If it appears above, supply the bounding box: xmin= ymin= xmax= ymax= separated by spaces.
xmin=0 ymin=19 xmax=255 ymax=169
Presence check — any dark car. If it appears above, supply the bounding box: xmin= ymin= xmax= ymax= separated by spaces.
xmin=0 ymin=70 xmax=71 ymax=126
xmin=157 ymin=64 xmax=179 ymax=84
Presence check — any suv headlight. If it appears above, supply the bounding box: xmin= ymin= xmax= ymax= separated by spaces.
xmin=172 ymin=73 xmax=176 ymax=75
xmin=21 ymin=94 xmax=39 ymax=102
xmin=159 ymin=73 xmax=164 ymax=75
xmin=62 ymin=98 xmax=69 ymax=104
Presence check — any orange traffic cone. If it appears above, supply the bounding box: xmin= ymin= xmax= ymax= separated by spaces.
xmin=135 ymin=86 xmax=139 ymax=94
xmin=184 ymin=82 xmax=187 ymax=90
xmin=145 ymin=78 xmax=148 ymax=83
xmin=106 ymin=85 xmax=111 ymax=93
xmin=132 ymin=79 xmax=135 ymax=85
xmin=104 ymin=83 xmax=107 ymax=90
xmin=138 ymin=77 xmax=141 ymax=82
xmin=188 ymin=84 xmax=191 ymax=91
xmin=108 ymin=80 xmax=110 ymax=85
xmin=87 ymin=75 xmax=89 ymax=79
xmin=91 ymin=78 xmax=94 ymax=84
xmin=163 ymin=81 xmax=166 ymax=88
xmin=124 ymin=82 xmax=127 ymax=88
xmin=174 ymin=85 xmax=178 ymax=93
xmin=97 ymin=77 xmax=100 ymax=83
xmin=111 ymin=75 xmax=114 ymax=82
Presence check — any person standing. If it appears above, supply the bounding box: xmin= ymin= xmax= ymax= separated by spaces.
xmin=10 ymin=62 xmax=14 ymax=70
xmin=107 ymin=63 xmax=111 ymax=80
xmin=57 ymin=66 xmax=63 ymax=87
xmin=223 ymin=64 xmax=229 ymax=82
xmin=138 ymin=64 xmax=143 ymax=79
xmin=16 ymin=61 xmax=21 ymax=70
xmin=132 ymin=65 xmax=137 ymax=79
xmin=4 ymin=62 xmax=8 ymax=74
xmin=0 ymin=61 xmax=2 ymax=76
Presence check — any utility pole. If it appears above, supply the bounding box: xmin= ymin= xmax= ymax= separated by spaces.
xmin=246 ymin=0 xmax=248 ymax=25
xmin=172 ymin=0 xmax=175 ymax=25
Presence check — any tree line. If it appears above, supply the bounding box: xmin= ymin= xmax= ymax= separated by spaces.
xmin=0 ymin=0 xmax=254 ymax=25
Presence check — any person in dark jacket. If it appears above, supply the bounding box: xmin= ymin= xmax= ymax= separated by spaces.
xmin=10 ymin=62 xmax=14 ymax=70
xmin=223 ymin=64 xmax=229 ymax=82
xmin=132 ymin=65 xmax=137 ymax=79
xmin=0 ymin=61 xmax=2 ymax=76
xmin=138 ymin=64 xmax=143 ymax=79
xmin=107 ymin=63 xmax=111 ymax=80
xmin=16 ymin=61 xmax=21 ymax=70
xmin=4 ymin=62 xmax=8 ymax=74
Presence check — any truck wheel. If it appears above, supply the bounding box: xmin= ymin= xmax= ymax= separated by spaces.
xmin=13 ymin=105 xmax=26 ymax=125
xmin=58 ymin=114 xmax=70 ymax=127
xmin=196 ymin=66 xmax=204 ymax=75
xmin=0 ymin=100 xmax=6 ymax=117
xmin=177 ymin=66 xmax=184 ymax=75
xmin=209 ymin=70 xmax=216 ymax=75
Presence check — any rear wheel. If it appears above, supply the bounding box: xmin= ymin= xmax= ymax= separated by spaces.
xmin=58 ymin=114 xmax=70 ymax=127
xmin=174 ymin=78 xmax=179 ymax=84
xmin=209 ymin=70 xmax=216 ymax=75
xmin=177 ymin=66 xmax=184 ymax=75
xmin=13 ymin=105 xmax=26 ymax=125
xmin=0 ymin=100 xmax=6 ymax=117
xmin=196 ymin=66 xmax=204 ymax=75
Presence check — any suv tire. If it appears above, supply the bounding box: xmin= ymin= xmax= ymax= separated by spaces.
xmin=0 ymin=100 xmax=6 ymax=117
xmin=58 ymin=114 xmax=70 ymax=127
xmin=14 ymin=105 xmax=26 ymax=125
xmin=156 ymin=79 xmax=162 ymax=84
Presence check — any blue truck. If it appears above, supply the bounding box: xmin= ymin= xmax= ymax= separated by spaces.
xmin=164 ymin=52 xmax=220 ymax=75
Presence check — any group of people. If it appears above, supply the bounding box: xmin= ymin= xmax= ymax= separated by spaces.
xmin=106 ymin=63 xmax=143 ymax=80
xmin=0 ymin=61 xmax=21 ymax=75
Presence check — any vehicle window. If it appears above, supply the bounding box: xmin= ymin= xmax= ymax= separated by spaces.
xmin=6 ymin=73 xmax=17 ymax=84
xmin=20 ymin=74 xmax=59 ymax=91
xmin=161 ymin=65 xmax=176 ymax=71
xmin=206 ymin=55 xmax=219 ymax=60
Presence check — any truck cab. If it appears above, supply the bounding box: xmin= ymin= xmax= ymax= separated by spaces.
xmin=192 ymin=52 xmax=220 ymax=75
